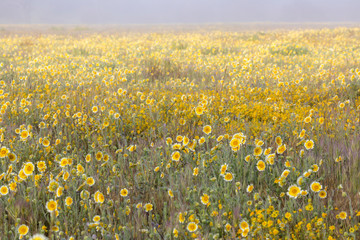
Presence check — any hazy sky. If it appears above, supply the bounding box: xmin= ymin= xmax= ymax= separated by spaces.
xmin=0 ymin=0 xmax=359 ymax=24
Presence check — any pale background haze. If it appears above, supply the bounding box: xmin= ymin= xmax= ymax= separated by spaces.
xmin=0 ymin=0 xmax=359 ymax=24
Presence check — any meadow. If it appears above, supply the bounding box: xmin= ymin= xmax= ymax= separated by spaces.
xmin=0 ymin=26 xmax=359 ymax=239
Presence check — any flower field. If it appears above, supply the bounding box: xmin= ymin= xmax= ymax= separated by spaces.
xmin=0 ymin=27 xmax=360 ymax=239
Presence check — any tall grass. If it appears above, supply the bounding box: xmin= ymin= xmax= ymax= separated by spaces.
xmin=0 ymin=27 xmax=359 ymax=239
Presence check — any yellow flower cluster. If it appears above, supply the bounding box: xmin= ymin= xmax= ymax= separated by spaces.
xmin=0 ymin=27 xmax=359 ymax=239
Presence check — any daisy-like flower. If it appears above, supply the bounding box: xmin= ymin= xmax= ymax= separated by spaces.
xmin=304 ymin=140 xmax=314 ymax=150
xmin=95 ymin=151 xmax=103 ymax=161
xmin=229 ymin=138 xmax=240 ymax=149
xmin=42 ymin=138 xmax=50 ymax=147
xmin=318 ymin=117 xmax=324 ymax=124
xmin=299 ymin=129 xmax=306 ymax=139
xmin=256 ymin=160 xmax=266 ymax=171
xmin=200 ymin=193 xmax=210 ymax=205
xmin=223 ymin=172 xmax=233 ymax=182
xmin=23 ymin=162 xmax=35 ymax=176
xmin=59 ymin=158 xmax=68 ymax=167
xmin=301 ymin=190 xmax=308 ymax=196
xmin=86 ymin=177 xmax=95 ymax=186
xmin=195 ymin=106 xmax=204 ymax=116
xmin=338 ymin=211 xmax=347 ymax=220
xmin=319 ymin=190 xmax=327 ymax=199
xmin=312 ymin=164 xmax=319 ymax=172
xmin=187 ymin=222 xmax=198 ymax=232
xmin=199 ymin=137 xmax=206 ymax=145
xmin=299 ymin=149 xmax=305 ymax=158
xmin=240 ymin=220 xmax=249 ymax=230
xmin=304 ymin=116 xmax=311 ymax=123
xmin=30 ymin=234 xmax=48 ymax=240
xmin=179 ymin=118 xmax=186 ymax=125
xmin=37 ymin=161 xmax=46 ymax=172
xmin=275 ymin=136 xmax=282 ymax=145
xmin=92 ymin=106 xmax=98 ymax=113
xmin=8 ymin=152 xmax=17 ymax=162
xmin=276 ymin=144 xmax=286 ymax=154
xmin=297 ymin=176 xmax=304 ymax=185
xmin=264 ymin=147 xmax=271 ymax=156
xmin=193 ymin=167 xmax=199 ymax=176
xmin=203 ymin=125 xmax=212 ymax=135
xmin=242 ymin=228 xmax=250 ymax=237
xmin=56 ymin=186 xmax=64 ymax=197
xmin=94 ymin=191 xmax=105 ymax=203
xmin=178 ymin=212 xmax=185 ymax=223
xmin=20 ymin=130 xmax=30 ymax=140
xmin=310 ymin=181 xmax=322 ymax=192
xmin=303 ymin=170 xmax=312 ymax=178
xmin=46 ymin=199 xmax=57 ymax=212
xmin=171 ymin=151 xmax=181 ymax=162
xmin=18 ymin=224 xmax=29 ymax=236
xmin=224 ymin=223 xmax=231 ymax=232
xmin=93 ymin=215 xmax=101 ymax=222
xmin=0 ymin=185 xmax=9 ymax=196
xmin=266 ymin=154 xmax=275 ymax=165
xmin=246 ymin=184 xmax=254 ymax=193
xmin=65 ymin=196 xmax=73 ymax=206
xmin=120 ymin=188 xmax=129 ymax=197
xmin=287 ymin=185 xmax=301 ymax=199
xmin=220 ymin=163 xmax=228 ymax=175
xmin=144 ymin=203 xmax=153 ymax=212
xmin=176 ymin=135 xmax=183 ymax=142
xmin=282 ymin=169 xmax=290 ymax=178
xmin=253 ymin=146 xmax=263 ymax=156
xmin=168 ymin=189 xmax=174 ymax=198
xmin=183 ymin=136 xmax=189 ymax=146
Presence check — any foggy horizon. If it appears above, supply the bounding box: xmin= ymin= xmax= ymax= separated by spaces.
xmin=1 ymin=0 xmax=360 ymax=25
